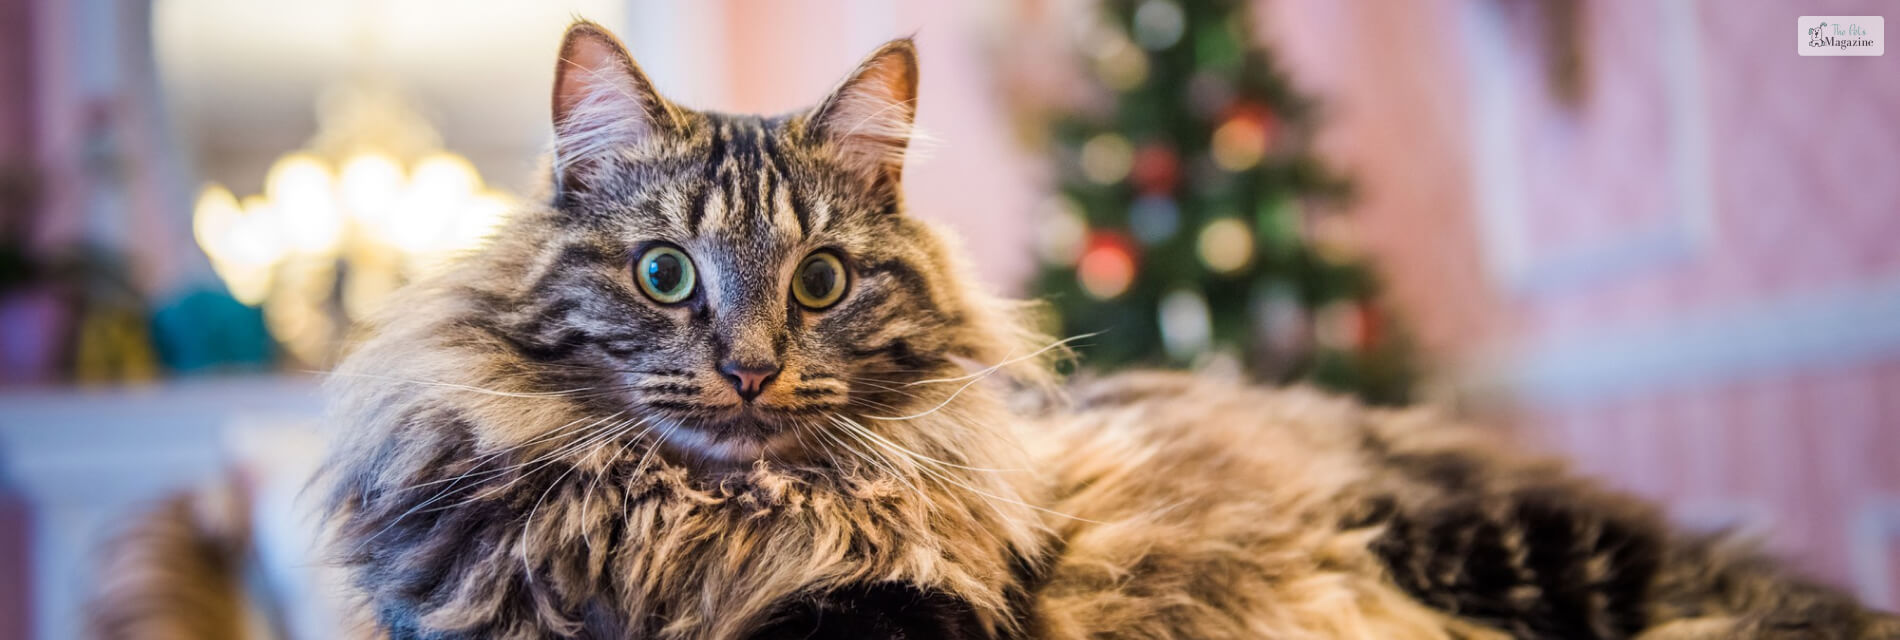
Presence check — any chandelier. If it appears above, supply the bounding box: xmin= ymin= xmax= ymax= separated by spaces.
xmin=192 ymin=85 xmax=515 ymax=367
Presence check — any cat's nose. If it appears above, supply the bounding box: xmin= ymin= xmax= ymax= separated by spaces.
xmin=718 ymin=360 xmax=782 ymax=402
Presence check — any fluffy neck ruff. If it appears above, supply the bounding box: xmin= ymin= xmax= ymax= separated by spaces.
xmin=320 ymin=319 xmax=1047 ymax=639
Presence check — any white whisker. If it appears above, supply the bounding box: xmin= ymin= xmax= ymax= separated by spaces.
xmin=323 ymin=371 xmax=602 ymax=399
xmin=396 ymin=414 xmax=600 ymax=493
xmin=425 ymin=412 xmax=634 ymax=514
xmin=901 ymin=333 xmax=1095 ymax=387
xmin=817 ymin=418 xmax=927 ymax=499
xmin=351 ymin=412 xmax=630 ymax=551
xmin=831 ymin=415 xmax=1021 ymax=473
xmin=579 ymin=418 xmax=663 ymax=551
xmin=519 ymin=415 xmax=646 ymax=576
xmin=826 ymin=415 xmax=1098 ymax=524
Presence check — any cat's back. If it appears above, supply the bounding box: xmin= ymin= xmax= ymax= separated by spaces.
xmin=1025 ymin=371 xmax=1505 ymax=639
xmin=1033 ymin=370 xmax=1488 ymax=506
xmin=1048 ymin=370 xmax=1383 ymax=463
xmin=1026 ymin=372 xmax=1899 ymax=639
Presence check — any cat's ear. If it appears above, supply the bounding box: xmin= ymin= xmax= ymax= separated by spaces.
xmin=805 ymin=39 xmax=918 ymax=181
xmin=550 ymin=20 xmax=679 ymax=201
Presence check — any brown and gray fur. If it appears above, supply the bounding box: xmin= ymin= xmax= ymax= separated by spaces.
xmin=306 ymin=20 xmax=1896 ymax=640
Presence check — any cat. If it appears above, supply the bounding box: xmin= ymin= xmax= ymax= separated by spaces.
xmin=318 ymin=21 xmax=1046 ymax=640
xmin=297 ymin=19 xmax=1897 ymax=640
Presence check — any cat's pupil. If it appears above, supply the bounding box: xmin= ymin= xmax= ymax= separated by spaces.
xmin=647 ymin=254 xmax=684 ymax=293
xmin=801 ymin=260 xmax=836 ymax=298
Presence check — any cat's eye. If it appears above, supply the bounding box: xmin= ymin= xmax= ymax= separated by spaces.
xmin=635 ymin=245 xmax=696 ymax=304
xmin=792 ymin=251 xmax=847 ymax=309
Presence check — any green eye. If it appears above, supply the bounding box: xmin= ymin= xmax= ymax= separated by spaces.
xmin=635 ymin=245 xmax=696 ymax=304
xmin=792 ymin=251 xmax=847 ymax=309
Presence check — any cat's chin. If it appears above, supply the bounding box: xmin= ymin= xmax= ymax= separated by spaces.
xmin=660 ymin=423 xmax=803 ymax=466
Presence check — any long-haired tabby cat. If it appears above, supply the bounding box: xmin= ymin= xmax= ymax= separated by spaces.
xmin=291 ymin=20 xmax=1895 ymax=640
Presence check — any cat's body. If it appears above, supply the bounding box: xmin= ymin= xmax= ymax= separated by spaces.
xmin=1029 ymin=372 xmax=1893 ymax=639
xmin=293 ymin=20 xmax=1899 ymax=640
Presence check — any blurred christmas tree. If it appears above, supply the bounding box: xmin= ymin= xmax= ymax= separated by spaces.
xmin=1026 ymin=0 xmax=1416 ymax=404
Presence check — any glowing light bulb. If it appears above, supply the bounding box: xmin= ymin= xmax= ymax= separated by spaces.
xmin=446 ymin=190 xmax=513 ymax=252
xmin=265 ymin=153 xmax=344 ymax=255
xmin=391 ymin=153 xmax=483 ymax=255
xmin=231 ymin=196 xmax=287 ymax=267
xmin=1159 ymin=288 xmax=1211 ymax=360
xmin=412 ymin=153 xmax=481 ymax=195
xmin=197 ymin=195 xmax=287 ymax=306
xmin=1035 ymin=197 xmax=1087 ymax=266
xmin=193 ymin=184 xmax=242 ymax=259
xmin=1197 ymin=217 xmax=1253 ymax=274
xmin=339 ymin=152 xmax=404 ymax=226
xmin=1211 ymin=116 xmax=1268 ymax=172
xmin=1080 ymin=134 xmax=1134 ymax=185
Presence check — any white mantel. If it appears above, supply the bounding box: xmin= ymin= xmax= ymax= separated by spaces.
xmin=0 ymin=375 xmax=325 ymax=640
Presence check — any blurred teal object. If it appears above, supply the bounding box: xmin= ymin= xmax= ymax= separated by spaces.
xmin=150 ymin=287 xmax=275 ymax=373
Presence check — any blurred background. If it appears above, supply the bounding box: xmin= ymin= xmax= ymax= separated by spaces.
xmin=0 ymin=0 xmax=1896 ymax=638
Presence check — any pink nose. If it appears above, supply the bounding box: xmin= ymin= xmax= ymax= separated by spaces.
xmin=718 ymin=361 xmax=781 ymax=401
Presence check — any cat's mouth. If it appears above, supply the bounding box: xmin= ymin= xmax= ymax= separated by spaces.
xmin=660 ymin=422 xmax=805 ymax=465
xmin=653 ymin=409 xmax=813 ymax=465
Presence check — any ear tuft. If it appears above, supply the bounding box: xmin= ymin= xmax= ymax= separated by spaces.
xmin=551 ymin=20 xmax=676 ymax=201
xmin=807 ymin=39 xmax=919 ymax=180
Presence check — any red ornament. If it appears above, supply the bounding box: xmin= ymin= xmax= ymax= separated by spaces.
xmin=1355 ymin=302 xmax=1382 ymax=349
xmin=1210 ymin=101 xmax=1282 ymax=172
xmin=1077 ymin=231 xmax=1140 ymax=300
xmin=1318 ymin=300 xmax=1384 ymax=351
xmin=1130 ymin=143 xmax=1180 ymax=195
xmin=1222 ymin=101 xmax=1280 ymax=150
xmin=1315 ymin=300 xmax=1372 ymax=351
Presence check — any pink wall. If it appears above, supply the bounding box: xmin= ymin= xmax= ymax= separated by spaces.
xmin=1258 ymin=0 xmax=1502 ymax=360
xmin=0 ymin=0 xmax=32 ymax=166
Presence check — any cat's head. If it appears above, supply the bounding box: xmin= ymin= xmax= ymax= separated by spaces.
xmin=337 ymin=22 xmax=1047 ymax=469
